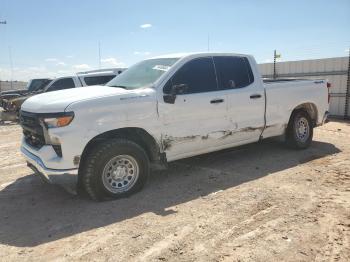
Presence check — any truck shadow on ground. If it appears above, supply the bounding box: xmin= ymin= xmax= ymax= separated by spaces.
xmin=0 ymin=139 xmax=340 ymax=247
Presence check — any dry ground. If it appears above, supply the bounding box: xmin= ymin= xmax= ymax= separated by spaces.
xmin=0 ymin=121 xmax=349 ymax=262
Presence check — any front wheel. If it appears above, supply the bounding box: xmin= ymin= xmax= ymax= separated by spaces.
xmin=81 ymin=139 xmax=150 ymax=201
xmin=286 ymin=110 xmax=313 ymax=149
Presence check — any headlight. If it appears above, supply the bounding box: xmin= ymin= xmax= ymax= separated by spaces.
xmin=42 ymin=112 xmax=74 ymax=128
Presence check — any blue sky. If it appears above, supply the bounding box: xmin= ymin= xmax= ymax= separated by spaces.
xmin=0 ymin=0 xmax=349 ymax=81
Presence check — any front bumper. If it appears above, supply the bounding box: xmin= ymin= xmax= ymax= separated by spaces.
xmin=21 ymin=146 xmax=78 ymax=194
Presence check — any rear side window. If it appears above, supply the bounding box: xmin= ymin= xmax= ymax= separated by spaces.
xmin=47 ymin=78 xmax=76 ymax=91
xmin=165 ymin=57 xmax=217 ymax=94
xmin=84 ymin=75 xmax=116 ymax=86
xmin=213 ymin=56 xmax=254 ymax=89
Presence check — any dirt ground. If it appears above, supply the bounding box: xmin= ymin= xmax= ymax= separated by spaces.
xmin=0 ymin=121 xmax=349 ymax=262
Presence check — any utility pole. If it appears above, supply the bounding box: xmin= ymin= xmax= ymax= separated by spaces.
xmin=207 ymin=34 xmax=210 ymax=52
xmin=8 ymin=46 xmax=14 ymax=89
xmin=273 ymin=50 xmax=281 ymax=79
xmin=98 ymin=41 xmax=101 ymax=69
xmin=0 ymin=20 xmax=7 ymax=92
xmin=273 ymin=50 xmax=277 ymax=79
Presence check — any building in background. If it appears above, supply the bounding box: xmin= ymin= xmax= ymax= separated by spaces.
xmin=259 ymin=57 xmax=350 ymax=118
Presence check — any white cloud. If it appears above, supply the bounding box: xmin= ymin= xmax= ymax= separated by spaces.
xmin=1 ymin=62 xmax=94 ymax=81
xmin=0 ymin=66 xmax=59 ymax=81
xmin=27 ymin=66 xmax=46 ymax=71
xmin=66 ymin=55 xmax=74 ymax=58
xmin=101 ymin=58 xmax=126 ymax=67
xmin=45 ymin=58 xmax=59 ymax=62
xmin=57 ymin=69 xmax=74 ymax=75
xmin=46 ymin=58 xmax=67 ymax=67
xmin=72 ymin=64 xmax=91 ymax=70
xmin=134 ymin=51 xmax=151 ymax=56
xmin=56 ymin=62 xmax=66 ymax=66
xmin=140 ymin=23 xmax=152 ymax=29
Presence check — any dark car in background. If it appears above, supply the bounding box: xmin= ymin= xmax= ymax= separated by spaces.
xmin=0 ymin=78 xmax=52 ymax=111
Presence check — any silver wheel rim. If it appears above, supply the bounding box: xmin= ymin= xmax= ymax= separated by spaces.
xmin=102 ymin=155 xmax=139 ymax=193
xmin=295 ymin=117 xmax=310 ymax=143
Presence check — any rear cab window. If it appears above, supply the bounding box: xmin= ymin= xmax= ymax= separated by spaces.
xmin=213 ymin=56 xmax=254 ymax=90
xmin=46 ymin=78 xmax=76 ymax=92
xmin=83 ymin=75 xmax=116 ymax=86
xmin=164 ymin=57 xmax=218 ymax=94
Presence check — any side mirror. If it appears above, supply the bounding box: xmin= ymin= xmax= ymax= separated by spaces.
xmin=172 ymin=83 xmax=188 ymax=95
xmin=163 ymin=84 xmax=188 ymax=104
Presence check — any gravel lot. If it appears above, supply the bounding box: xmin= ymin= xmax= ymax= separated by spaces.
xmin=0 ymin=121 xmax=349 ymax=261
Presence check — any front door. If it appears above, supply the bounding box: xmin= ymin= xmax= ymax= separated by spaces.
xmin=157 ymin=57 xmax=230 ymax=161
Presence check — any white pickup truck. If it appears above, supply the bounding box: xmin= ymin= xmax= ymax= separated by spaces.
xmin=20 ymin=53 xmax=330 ymax=200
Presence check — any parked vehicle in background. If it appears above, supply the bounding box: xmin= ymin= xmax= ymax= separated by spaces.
xmin=0 ymin=78 xmax=51 ymax=111
xmin=1 ymin=68 xmax=126 ymax=115
xmin=43 ymin=68 xmax=125 ymax=92
xmin=19 ymin=53 xmax=330 ymax=200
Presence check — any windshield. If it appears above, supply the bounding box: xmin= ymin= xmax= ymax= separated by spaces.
xmin=106 ymin=58 xmax=179 ymax=90
xmin=27 ymin=79 xmax=51 ymax=92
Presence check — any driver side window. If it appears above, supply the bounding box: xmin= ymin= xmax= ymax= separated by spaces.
xmin=163 ymin=57 xmax=217 ymax=94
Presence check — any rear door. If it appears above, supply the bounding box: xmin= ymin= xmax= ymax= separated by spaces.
xmin=213 ymin=56 xmax=265 ymax=143
xmin=158 ymin=57 xmax=230 ymax=160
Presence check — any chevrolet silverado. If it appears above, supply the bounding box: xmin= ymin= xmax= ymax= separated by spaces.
xmin=19 ymin=53 xmax=330 ymax=200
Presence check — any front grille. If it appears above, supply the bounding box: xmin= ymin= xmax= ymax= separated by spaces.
xmin=20 ymin=111 xmax=45 ymax=149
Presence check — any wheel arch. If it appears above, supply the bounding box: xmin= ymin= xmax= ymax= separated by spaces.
xmin=290 ymin=102 xmax=318 ymax=127
xmin=78 ymin=127 xmax=162 ymax=173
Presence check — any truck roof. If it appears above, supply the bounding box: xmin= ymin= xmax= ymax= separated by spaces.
xmin=151 ymin=52 xmax=252 ymax=59
xmin=77 ymin=68 xmax=126 ymax=76
xmin=48 ymin=68 xmax=125 ymax=81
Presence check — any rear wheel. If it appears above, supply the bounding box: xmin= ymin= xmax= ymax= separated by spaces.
xmin=81 ymin=139 xmax=150 ymax=201
xmin=286 ymin=110 xmax=313 ymax=149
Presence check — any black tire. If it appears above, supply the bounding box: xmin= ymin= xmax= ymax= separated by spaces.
xmin=81 ymin=139 xmax=150 ymax=201
xmin=286 ymin=110 xmax=313 ymax=149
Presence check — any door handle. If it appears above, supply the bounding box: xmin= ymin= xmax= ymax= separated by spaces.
xmin=250 ymin=94 xmax=262 ymax=99
xmin=210 ymin=98 xmax=224 ymax=104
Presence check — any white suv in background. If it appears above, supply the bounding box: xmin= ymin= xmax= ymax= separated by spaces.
xmin=44 ymin=68 xmax=126 ymax=92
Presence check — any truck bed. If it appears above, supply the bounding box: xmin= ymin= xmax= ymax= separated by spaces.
xmin=261 ymin=79 xmax=329 ymax=138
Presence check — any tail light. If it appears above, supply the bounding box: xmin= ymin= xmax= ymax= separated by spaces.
xmin=327 ymin=82 xmax=331 ymax=104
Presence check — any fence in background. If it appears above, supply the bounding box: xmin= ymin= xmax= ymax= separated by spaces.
xmin=258 ymin=56 xmax=350 ymax=118
xmin=0 ymin=81 xmax=27 ymax=92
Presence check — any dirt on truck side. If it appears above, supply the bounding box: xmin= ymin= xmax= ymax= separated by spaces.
xmin=0 ymin=121 xmax=349 ymax=261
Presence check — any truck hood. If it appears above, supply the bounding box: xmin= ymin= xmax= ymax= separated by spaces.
xmin=21 ymin=85 xmax=141 ymax=113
